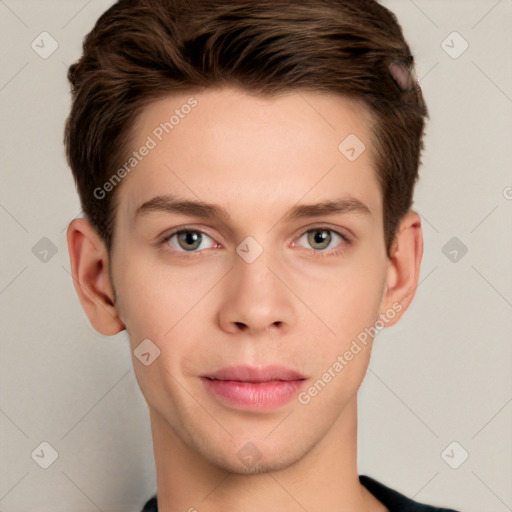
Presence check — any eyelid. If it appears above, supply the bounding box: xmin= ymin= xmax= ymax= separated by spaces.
xmin=157 ymin=223 xmax=352 ymax=254
xmin=291 ymin=224 xmax=352 ymax=255
xmin=295 ymin=223 xmax=352 ymax=242
xmin=157 ymin=224 xmax=219 ymax=252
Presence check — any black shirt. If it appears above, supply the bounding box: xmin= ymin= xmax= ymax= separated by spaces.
xmin=140 ymin=474 xmax=461 ymax=511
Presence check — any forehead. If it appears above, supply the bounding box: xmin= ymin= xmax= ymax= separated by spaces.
xmin=116 ymin=86 xmax=381 ymax=226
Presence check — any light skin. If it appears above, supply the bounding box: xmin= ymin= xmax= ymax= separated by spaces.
xmin=67 ymin=86 xmax=423 ymax=512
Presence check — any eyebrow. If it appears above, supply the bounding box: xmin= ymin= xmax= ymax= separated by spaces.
xmin=134 ymin=194 xmax=372 ymax=225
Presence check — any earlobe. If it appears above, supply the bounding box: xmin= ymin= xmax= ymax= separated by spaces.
xmin=66 ymin=218 xmax=126 ymax=336
xmin=380 ymin=210 xmax=423 ymax=326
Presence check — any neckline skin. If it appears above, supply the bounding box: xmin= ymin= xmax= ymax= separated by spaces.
xmin=144 ymin=475 xmax=398 ymax=512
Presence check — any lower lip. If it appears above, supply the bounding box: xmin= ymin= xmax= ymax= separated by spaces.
xmin=202 ymin=378 xmax=305 ymax=410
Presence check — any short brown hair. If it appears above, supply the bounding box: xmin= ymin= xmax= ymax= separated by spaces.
xmin=64 ymin=0 xmax=428 ymax=256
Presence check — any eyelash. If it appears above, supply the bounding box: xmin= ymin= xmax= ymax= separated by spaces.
xmin=157 ymin=225 xmax=352 ymax=258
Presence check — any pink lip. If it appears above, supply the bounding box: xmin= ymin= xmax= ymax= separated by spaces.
xmin=202 ymin=365 xmax=306 ymax=410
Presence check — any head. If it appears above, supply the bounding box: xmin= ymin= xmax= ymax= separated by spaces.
xmin=65 ymin=0 xmax=427 ymax=475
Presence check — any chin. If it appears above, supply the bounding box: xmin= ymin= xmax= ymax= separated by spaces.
xmin=198 ymin=437 xmax=311 ymax=476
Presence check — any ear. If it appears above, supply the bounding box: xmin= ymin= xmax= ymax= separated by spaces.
xmin=66 ymin=218 xmax=125 ymax=336
xmin=379 ymin=210 xmax=423 ymax=326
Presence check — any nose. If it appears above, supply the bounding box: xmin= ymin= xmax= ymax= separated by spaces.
xmin=232 ymin=319 xmax=282 ymax=333
xmin=216 ymin=246 xmax=295 ymax=337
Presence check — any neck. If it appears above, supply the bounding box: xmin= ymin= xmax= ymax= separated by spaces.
xmin=149 ymin=397 xmax=386 ymax=512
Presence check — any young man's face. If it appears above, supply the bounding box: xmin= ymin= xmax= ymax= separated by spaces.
xmin=78 ymin=86 xmax=419 ymax=475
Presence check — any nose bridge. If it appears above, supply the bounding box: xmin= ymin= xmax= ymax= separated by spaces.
xmin=217 ymin=233 xmax=294 ymax=334
xmin=234 ymin=234 xmax=280 ymax=303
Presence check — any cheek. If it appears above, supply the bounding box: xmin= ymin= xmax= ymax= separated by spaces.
xmin=296 ymin=267 xmax=385 ymax=409
xmin=115 ymin=250 xmax=213 ymax=342
xmin=115 ymin=255 xmax=199 ymax=409
xmin=334 ymin=269 xmax=384 ymax=335
xmin=298 ymin=256 xmax=386 ymax=343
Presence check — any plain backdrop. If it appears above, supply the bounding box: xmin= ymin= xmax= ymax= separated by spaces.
xmin=0 ymin=1 xmax=511 ymax=511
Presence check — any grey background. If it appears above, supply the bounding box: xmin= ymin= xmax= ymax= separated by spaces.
xmin=0 ymin=0 xmax=511 ymax=511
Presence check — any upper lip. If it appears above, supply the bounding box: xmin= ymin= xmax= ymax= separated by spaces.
xmin=203 ymin=365 xmax=306 ymax=383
